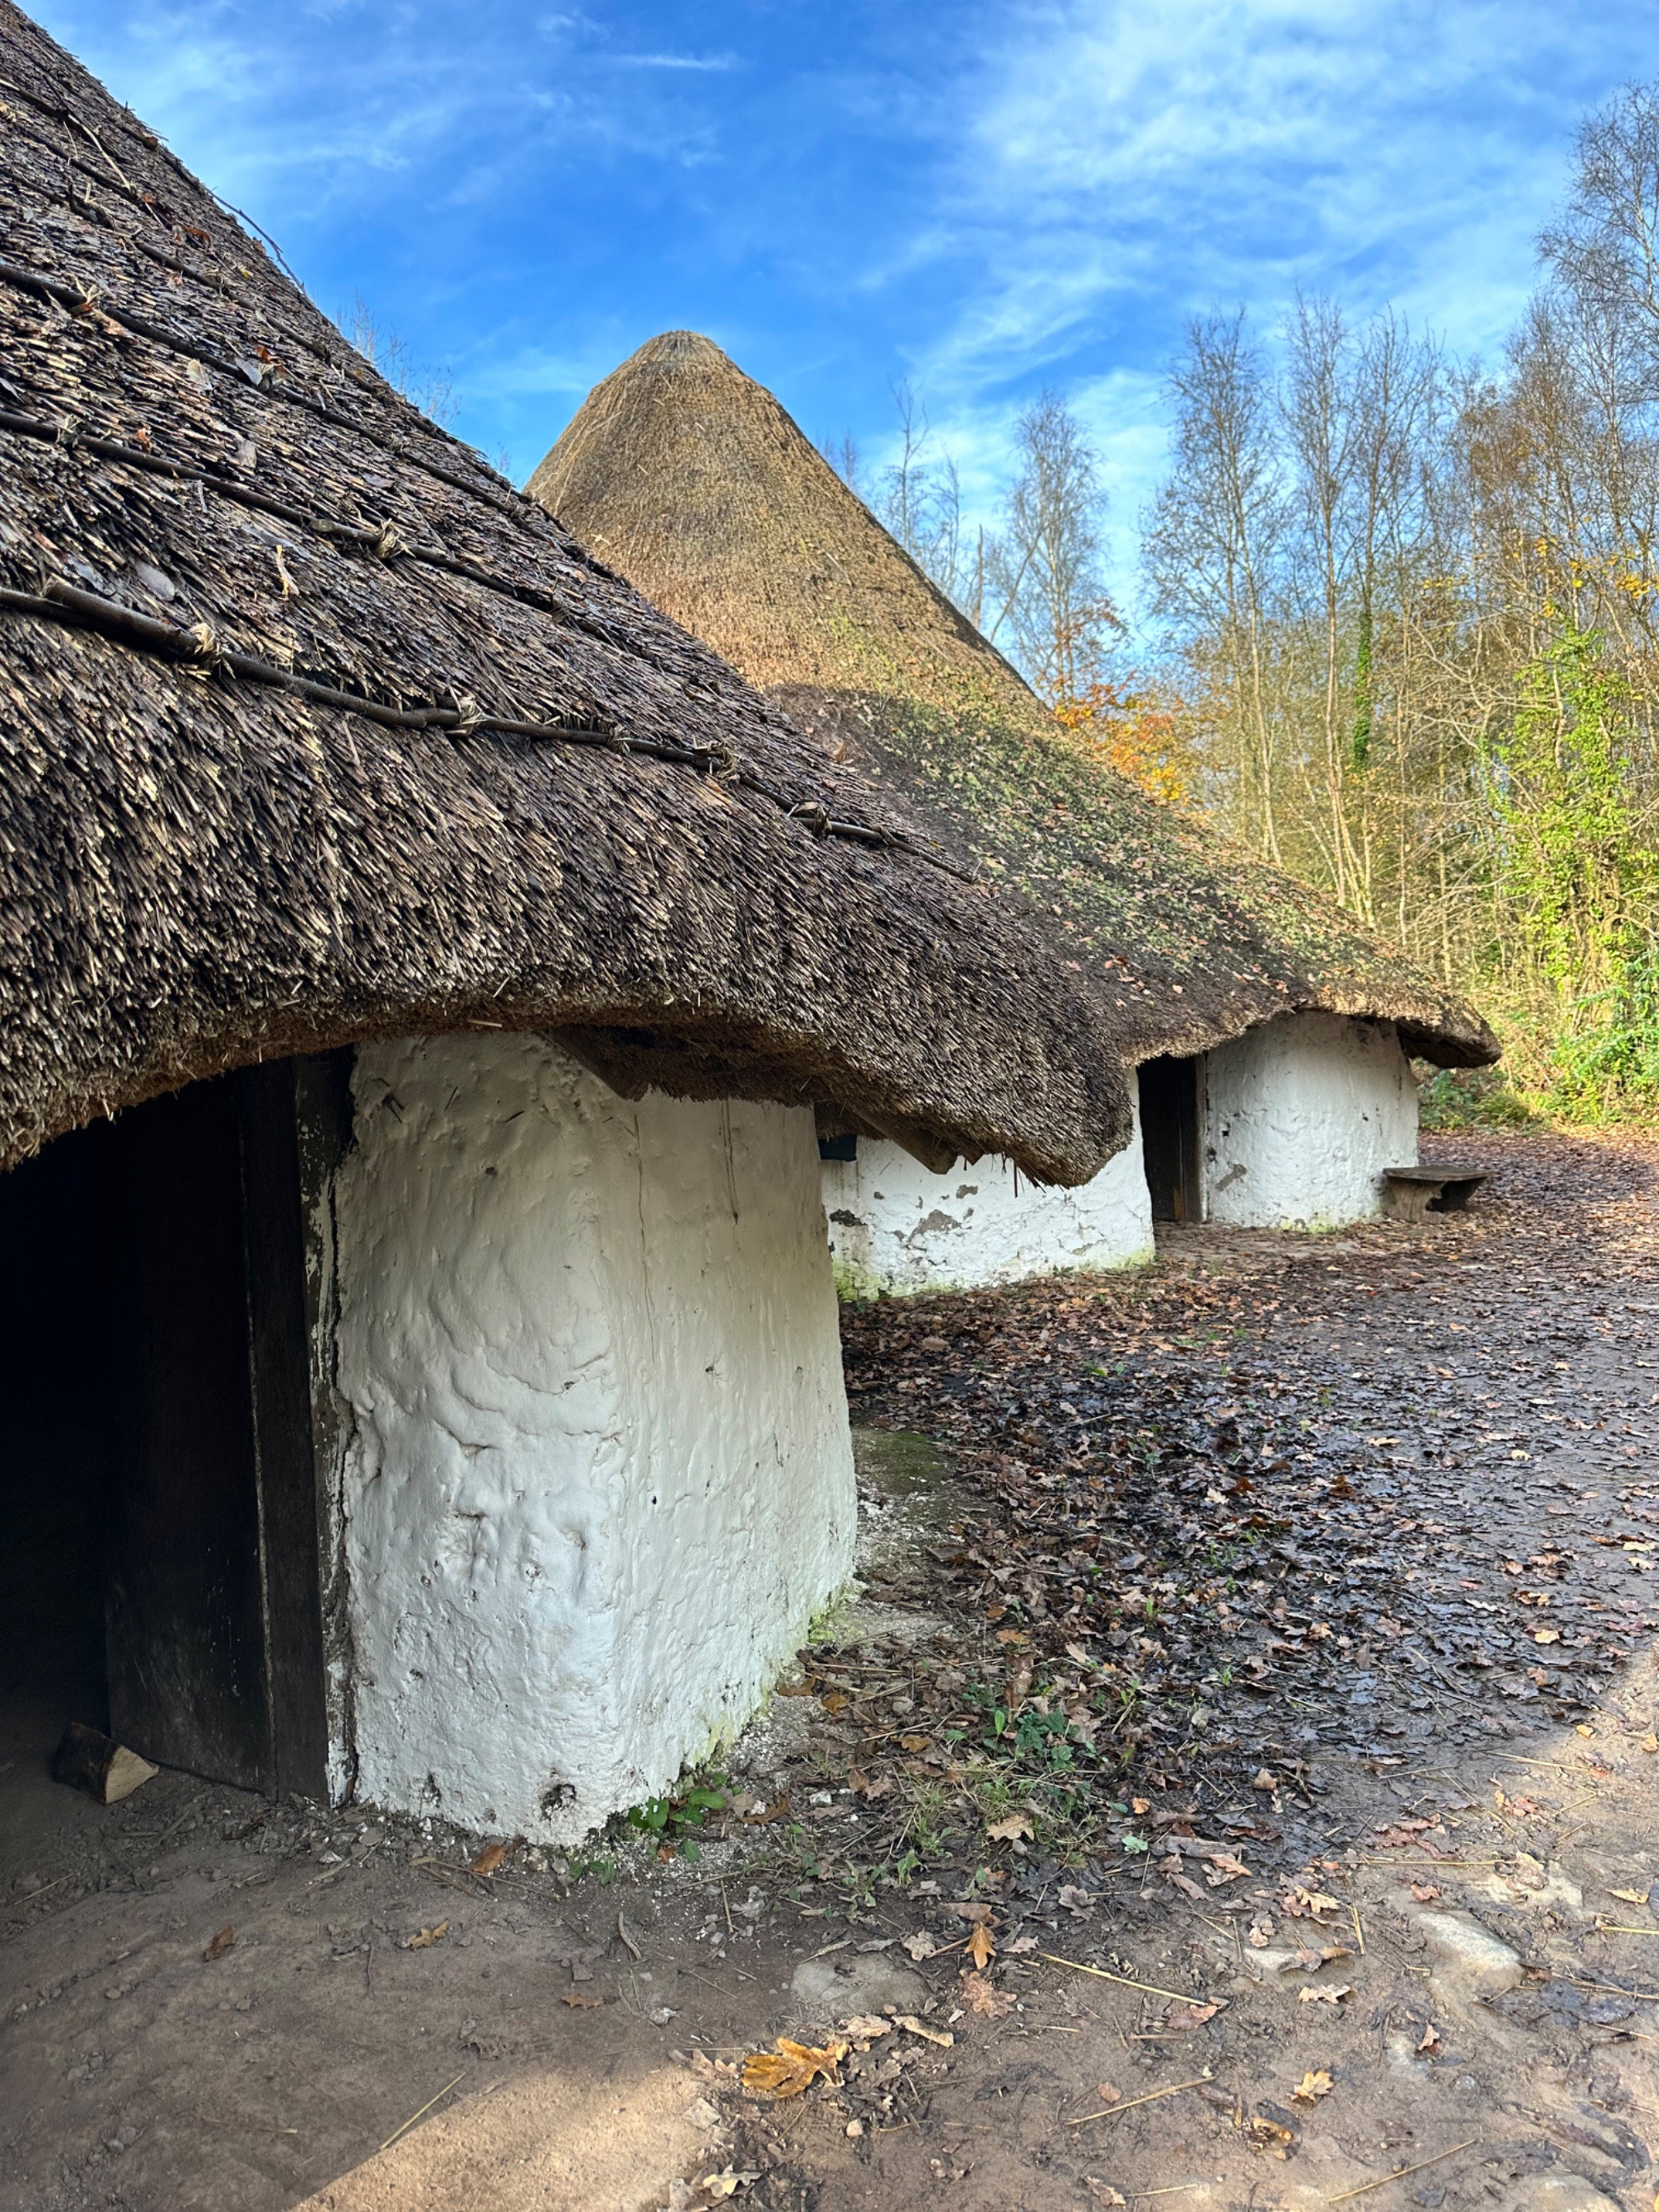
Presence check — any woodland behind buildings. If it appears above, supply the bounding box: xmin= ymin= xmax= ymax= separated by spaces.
xmin=837 ymin=86 xmax=1659 ymax=1118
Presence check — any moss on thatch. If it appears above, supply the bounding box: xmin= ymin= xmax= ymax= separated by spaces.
xmin=0 ymin=11 xmax=1131 ymax=1182
xmin=531 ymin=331 xmax=1498 ymax=1071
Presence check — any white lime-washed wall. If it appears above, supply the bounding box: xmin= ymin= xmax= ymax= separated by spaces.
xmin=330 ymin=1035 xmax=854 ymax=1842
xmin=823 ymin=1091 xmax=1154 ymax=1297
xmin=1202 ymin=1013 xmax=1418 ymax=1229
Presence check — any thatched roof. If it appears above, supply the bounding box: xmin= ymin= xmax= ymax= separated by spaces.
xmin=0 ymin=7 xmax=1133 ymax=1184
xmin=531 ymin=333 xmax=1499 ymax=1071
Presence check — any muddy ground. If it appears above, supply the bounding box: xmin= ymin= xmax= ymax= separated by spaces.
xmin=2 ymin=1128 xmax=1657 ymax=2211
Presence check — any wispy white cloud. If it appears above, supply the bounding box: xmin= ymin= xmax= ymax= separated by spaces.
xmin=834 ymin=0 xmax=1632 ymax=609
xmin=606 ymin=51 xmax=740 ymax=71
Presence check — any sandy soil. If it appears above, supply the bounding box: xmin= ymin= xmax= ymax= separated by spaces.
xmin=2 ymin=1128 xmax=1656 ymax=2211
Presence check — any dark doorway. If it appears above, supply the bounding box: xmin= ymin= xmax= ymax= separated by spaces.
xmin=0 ymin=1115 xmax=118 ymax=1781
xmin=0 ymin=1055 xmax=351 ymax=1805
xmin=1140 ymin=1055 xmax=1202 ymax=1224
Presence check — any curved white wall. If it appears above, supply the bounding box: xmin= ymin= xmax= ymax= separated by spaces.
xmin=822 ymin=1091 xmax=1154 ymax=1296
xmin=331 ymin=1035 xmax=854 ymax=1842
xmin=1202 ymin=1012 xmax=1417 ymax=1229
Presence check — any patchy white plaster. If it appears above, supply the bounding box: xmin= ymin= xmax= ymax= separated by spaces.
xmin=823 ymin=1094 xmax=1153 ymax=1296
xmin=330 ymin=1035 xmax=854 ymax=1841
xmin=1202 ymin=1013 xmax=1418 ymax=1229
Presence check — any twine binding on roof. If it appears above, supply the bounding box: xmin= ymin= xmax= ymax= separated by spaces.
xmin=0 ymin=576 xmax=974 ymax=875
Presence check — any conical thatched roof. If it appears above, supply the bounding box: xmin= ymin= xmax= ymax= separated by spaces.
xmin=531 ymin=332 xmax=1498 ymax=1070
xmin=0 ymin=8 xmax=1132 ymax=1182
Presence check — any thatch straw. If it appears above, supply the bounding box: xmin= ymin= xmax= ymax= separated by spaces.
xmin=0 ymin=7 xmax=1132 ymax=1183
xmin=531 ymin=332 xmax=1498 ymax=1072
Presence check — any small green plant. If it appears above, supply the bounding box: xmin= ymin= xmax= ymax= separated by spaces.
xmin=620 ymin=1775 xmax=729 ymax=1861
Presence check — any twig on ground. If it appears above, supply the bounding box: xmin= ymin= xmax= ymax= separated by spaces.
xmin=377 ymin=2072 xmax=465 ymax=2155
xmin=1039 ymin=1952 xmax=1216 ymax=2006
xmin=1067 ymin=2074 xmax=1213 ymax=2127
xmin=1326 ymin=2141 xmax=1481 ymax=2204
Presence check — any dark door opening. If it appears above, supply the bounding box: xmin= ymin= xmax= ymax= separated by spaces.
xmin=1139 ymin=1055 xmax=1202 ymax=1224
xmin=0 ymin=1057 xmax=350 ymax=1810
xmin=0 ymin=1115 xmax=118 ymax=1787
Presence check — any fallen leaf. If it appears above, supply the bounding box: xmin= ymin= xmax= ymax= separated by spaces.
xmin=1297 ymin=1984 xmax=1354 ymax=2005
xmin=701 ymin=2169 xmax=761 ymax=2199
xmin=902 ymin=1930 xmax=941 ymax=1961
xmin=1092 ymin=2082 xmax=1121 ymax=2104
xmin=739 ymin=2037 xmax=848 ymax=2099
xmin=1292 ymin=2069 xmax=1333 ymax=2103
xmin=986 ymin=1810 xmax=1035 ymax=1843
xmin=1084 ymin=2184 xmax=1127 ymax=2206
xmin=470 ymin=1843 xmax=507 ymax=1878
xmin=1058 ymin=1884 xmax=1097 ymax=1915
xmin=202 ymin=1925 xmax=235 ymax=1963
xmin=941 ymin=1900 xmax=995 ymax=1922
xmin=1641 ymin=1732 xmax=1658 ymax=1755
xmin=1252 ymin=1768 xmax=1277 ymax=1792
xmin=1610 ymin=1888 xmax=1651 ymax=1907
xmin=562 ymin=1990 xmax=607 ymax=2008
xmin=893 ymin=2015 xmax=954 ymax=2048
xmin=1281 ymin=1887 xmax=1344 ymax=1917
xmin=847 ymin=1766 xmax=895 ymax=1803
xmin=1131 ymin=1796 xmax=1151 ymax=1815
xmin=1418 ymin=2024 xmax=1442 ymax=2054
xmin=898 ymin=1734 xmax=932 ymax=1753
xmin=1245 ymin=2116 xmax=1297 ymax=2157
xmin=967 ymin=1921 xmax=995 ymax=1971
xmin=1410 ymin=1883 xmax=1443 ymax=1902
xmin=404 ymin=1919 xmax=449 ymax=1951
xmin=1160 ymin=2001 xmax=1219 ymax=2032
xmin=1204 ymin=1851 xmax=1251 ymax=1885
xmin=1162 ymin=1861 xmax=1204 ymax=1901
xmin=961 ymin=1972 xmax=1014 ymax=2016
xmin=841 ymin=2015 xmax=892 ymax=2044
xmin=1006 ymin=1933 xmax=1039 ymax=1955
xmin=1532 ymin=1628 xmax=1562 ymax=1644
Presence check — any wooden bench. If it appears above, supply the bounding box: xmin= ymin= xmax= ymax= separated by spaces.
xmin=1382 ymin=1164 xmax=1490 ymax=1224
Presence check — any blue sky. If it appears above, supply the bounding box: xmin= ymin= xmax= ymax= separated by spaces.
xmin=33 ymin=2 xmax=1646 ymax=605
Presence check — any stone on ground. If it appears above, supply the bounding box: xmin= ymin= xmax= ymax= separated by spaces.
xmin=1510 ymin=2176 xmax=1626 ymax=2212
xmin=789 ymin=1952 xmax=928 ymax=2022
xmin=1412 ymin=1908 xmax=1523 ymax=1999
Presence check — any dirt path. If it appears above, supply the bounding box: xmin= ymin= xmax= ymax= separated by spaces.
xmin=3 ymin=1130 xmax=1657 ymax=2211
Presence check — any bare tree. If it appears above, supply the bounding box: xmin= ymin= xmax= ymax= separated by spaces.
xmin=343 ymin=295 xmax=457 ymax=426
xmin=982 ymin=392 xmax=1121 ymax=711
xmin=819 ymin=431 xmax=863 ymax=493
xmin=1144 ymin=311 xmax=1287 ymax=861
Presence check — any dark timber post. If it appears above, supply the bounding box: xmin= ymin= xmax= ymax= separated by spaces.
xmin=104 ymin=1052 xmax=354 ymax=1800
xmin=241 ymin=1051 xmax=354 ymax=1800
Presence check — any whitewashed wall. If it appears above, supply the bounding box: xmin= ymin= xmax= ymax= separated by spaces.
xmin=1202 ymin=1012 xmax=1418 ymax=1229
xmin=823 ymin=1091 xmax=1154 ymax=1296
xmin=330 ymin=1035 xmax=854 ymax=1842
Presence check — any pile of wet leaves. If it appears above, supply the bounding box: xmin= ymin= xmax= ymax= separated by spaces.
xmin=815 ymin=1132 xmax=1659 ymax=1878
